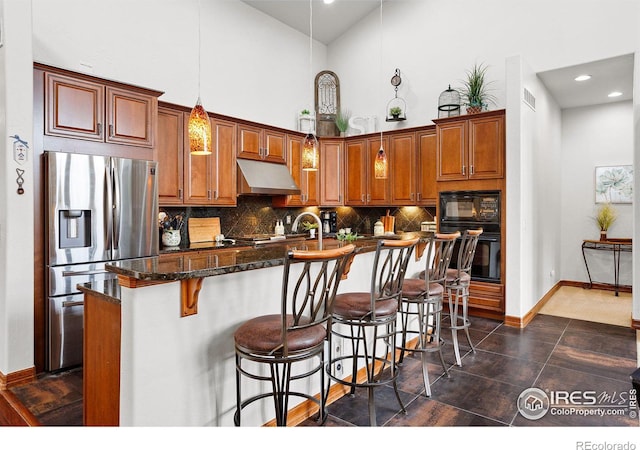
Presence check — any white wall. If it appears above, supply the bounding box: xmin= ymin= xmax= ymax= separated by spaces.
xmin=0 ymin=0 xmax=35 ymax=376
xmin=329 ymin=0 xmax=639 ymax=131
xmin=560 ymin=102 xmax=634 ymax=285
xmin=31 ymin=0 xmax=327 ymax=130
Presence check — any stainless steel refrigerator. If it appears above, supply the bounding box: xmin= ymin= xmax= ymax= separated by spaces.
xmin=45 ymin=151 xmax=158 ymax=371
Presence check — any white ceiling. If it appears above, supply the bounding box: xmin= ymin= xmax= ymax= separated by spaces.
xmin=242 ymin=0 xmax=381 ymax=45
xmin=242 ymin=1 xmax=634 ymax=110
xmin=537 ymin=54 xmax=634 ymax=109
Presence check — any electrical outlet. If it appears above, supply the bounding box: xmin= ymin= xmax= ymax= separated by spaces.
xmin=286 ymin=215 xmax=291 ymax=225
xmin=333 ymin=337 xmax=343 ymax=378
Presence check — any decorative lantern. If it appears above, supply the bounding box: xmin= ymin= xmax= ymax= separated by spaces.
xmin=438 ymin=85 xmax=461 ymax=118
xmin=386 ymin=69 xmax=407 ymax=122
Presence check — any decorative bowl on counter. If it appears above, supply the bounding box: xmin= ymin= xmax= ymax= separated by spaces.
xmin=162 ymin=229 xmax=181 ymax=248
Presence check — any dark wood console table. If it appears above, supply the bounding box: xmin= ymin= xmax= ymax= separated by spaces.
xmin=581 ymin=238 xmax=632 ymax=296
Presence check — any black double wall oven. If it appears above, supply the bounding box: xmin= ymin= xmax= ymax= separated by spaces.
xmin=439 ymin=190 xmax=501 ymax=283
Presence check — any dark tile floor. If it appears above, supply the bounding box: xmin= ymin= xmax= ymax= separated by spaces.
xmin=304 ymin=314 xmax=639 ymax=427
xmin=7 ymin=314 xmax=640 ymax=428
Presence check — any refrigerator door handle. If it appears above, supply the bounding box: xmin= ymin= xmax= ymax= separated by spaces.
xmin=104 ymin=163 xmax=113 ymax=252
xmin=112 ymin=163 xmax=121 ymax=251
xmin=62 ymin=269 xmax=109 ymax=276
xmin=62 ymin=300 xmax=84 ymax=308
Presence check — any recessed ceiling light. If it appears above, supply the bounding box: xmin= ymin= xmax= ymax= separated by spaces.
xmin=324 ymin=0 xmax=335 ymax=4
xmin=574 ymin=74 xmax=591 ymax=81
xmin=608 ymin=91 xmax=623 ymax=98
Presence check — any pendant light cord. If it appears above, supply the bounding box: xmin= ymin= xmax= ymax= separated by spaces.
xmin=198 ymin=0 xmax=202 ymax=97
xmin=309 ymin=0 xmax=313 ymax=130
xmin=379 ymin=0 xmax=383 ymax=145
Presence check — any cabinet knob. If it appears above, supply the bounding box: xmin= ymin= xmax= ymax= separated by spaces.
xmin=462 ymin=165 xmax=466 ymax=176
xmin=97 ymin=123 xmax=103 ymax=135
xmin=470 ymin=165 xmax=474 ymax=175
xmin=178 ymin=188 xmax=183 ymax=200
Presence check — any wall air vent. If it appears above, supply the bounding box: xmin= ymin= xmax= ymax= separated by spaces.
xmin=523 ymin=87 xmax=536 ymax=111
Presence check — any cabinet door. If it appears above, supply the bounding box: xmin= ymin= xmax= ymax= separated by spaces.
xmin=183 ymin=116 xmax=213 ymax=205
xmin=367 ymin=136 xmax=390 ymax=205
xmin=237 ymin=124 xmax=262 ymax=160
xmin=344 ymin=140 xmax=367 ymax=206
xmin=106 ymin=87 xmax=155 ymax=148
xmin=45 ymin=73 xmax=105 ymax=142
xmin=468 ymin=114 xmax=504 ymax=179
xmin=263 ymin=130 xmax=286 ymax=164
xmin=389 ymin=133 xmax=416 ymax=205
xmin=157 ymin=107 xmax=184 ymax=205
xmin=320 ymin=140 xmax=343 ymax=206
xmin=275 ymin=136 xmax=304 ymax=207
xmin=436 ymin=120 xmax=467 ymax=181
xmin=211 ymin=118 xmax=237 ymax=205
xmin=416 ymin=129 xmax=437 ymax=206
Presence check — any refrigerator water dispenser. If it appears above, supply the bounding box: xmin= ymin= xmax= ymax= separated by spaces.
xmin=59 ymin=210 xmax=91 ymax=248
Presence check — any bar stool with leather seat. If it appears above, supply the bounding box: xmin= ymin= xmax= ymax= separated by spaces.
xmin=327 ymin=237 xmax=419 ymax=426
xmin=233 ymin=244 xmax=356 ymax=426
xmin=445 ymin=228 xmax=483 ymax=367
xmin=398 ymin=232 xmax=459 ymax=397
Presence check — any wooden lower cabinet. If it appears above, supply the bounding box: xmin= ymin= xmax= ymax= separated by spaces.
xmin=467 ymin=281 xmax=505 ymax=319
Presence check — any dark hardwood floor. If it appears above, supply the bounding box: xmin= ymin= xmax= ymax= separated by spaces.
xmin=2 ymin=314 xmax=638 ymax=427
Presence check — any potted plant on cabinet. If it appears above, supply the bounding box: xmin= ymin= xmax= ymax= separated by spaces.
xmin=594 ymin=203 xmax=617 ymax=241
xmin=335 ymin=108 xmax=350 ymax=137
xmin=458 ymin=62 xmax=496 ymax=114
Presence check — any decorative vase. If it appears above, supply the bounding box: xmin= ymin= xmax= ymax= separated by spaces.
xmin=309 ymin=229 xmax=316 ymax=239
xmin=599 ymin=230 xmax=607 ymax=241
xmin=466 ymin=105 xmax=483 ymax=114
xmin=162 ymin=230 xmax=181 ymax=247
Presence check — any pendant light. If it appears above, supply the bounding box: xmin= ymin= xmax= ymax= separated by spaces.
xmin=189 ymin=0 xmax=212 ymax=155
xmin=302 ymin=0 xmax=319 ymax=171
xmin=374 ymin=0 xmax=388 ymax=179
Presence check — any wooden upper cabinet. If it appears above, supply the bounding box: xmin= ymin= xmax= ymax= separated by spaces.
xmin=157 ymin=103 xmax=236 ymax=207
xmin=184 ymin=116 xmax=237 ymax=206
xmin=46 ymin=73 xmax=105 ymax=142
xmin=273 ymin=134 xmax=317 ymax=207
xmin=366 ymin=136 xmax=390 ymax=206
xmin=389 ymin=132 xmax=416 ymax=205
xmin=435 ymin=110 xmax=505 ymax=181
xmin=44 ymin=71 xmax=157 ymax=148
xmin=105 ymin=87 xmax=155 ymax=147
xmin=210 ymin=118 xmax=238 ymax=206
xmin=157 ymin=106 xmax=184 ymax=205
xmin=237 ymin=124 xmax=286 ymax=164
xmin=416 ymin=129 xmax=437 ymax=206
xmin=344 ymin=140 xmax=367 ymax=206
xmin=344 ymin=137 xmax=391 ymax=206
xmin=319 ymin=139 xmax=343 ymax=207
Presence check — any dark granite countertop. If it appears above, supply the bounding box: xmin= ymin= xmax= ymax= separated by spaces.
xmin=107 ymin=232 xmax=429 ymax=282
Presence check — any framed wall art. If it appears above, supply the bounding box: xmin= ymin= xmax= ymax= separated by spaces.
xmin=595 ymin=165 xmax=633 ymax=203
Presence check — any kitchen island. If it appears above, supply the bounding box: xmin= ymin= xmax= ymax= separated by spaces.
xmin=79 ymin=233 xmax=430 ymax=427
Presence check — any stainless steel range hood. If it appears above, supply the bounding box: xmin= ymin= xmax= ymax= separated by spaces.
xmin=237 ymin=159 xmax=301 ymax=196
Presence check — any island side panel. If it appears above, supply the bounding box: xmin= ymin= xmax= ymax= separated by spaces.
xmin=83 ymin=291 xmax=121 ymax=426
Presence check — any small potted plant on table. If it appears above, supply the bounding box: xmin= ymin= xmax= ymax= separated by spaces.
xmin=594 ymin=203 xmax=617 ymax=241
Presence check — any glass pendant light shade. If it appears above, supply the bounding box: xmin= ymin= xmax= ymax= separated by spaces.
xmin=302 ymin=132 xmax=319 ymax=171
xmin=374 ymin=146 xmax=388 ymax=179
xmin=189 ymin=97 xmax=212 ymax=155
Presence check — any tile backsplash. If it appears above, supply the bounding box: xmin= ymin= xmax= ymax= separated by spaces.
xmin=161 ymin=197 xmax=435 ymax=245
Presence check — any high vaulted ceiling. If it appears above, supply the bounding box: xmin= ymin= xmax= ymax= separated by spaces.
xmin=242 ymin=1 xmax=634 ymax=110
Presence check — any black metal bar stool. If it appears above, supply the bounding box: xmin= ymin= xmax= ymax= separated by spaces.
xmin=398 ymin=232 xmax=459 ymax=396
xmin=327 ymin=237 xmax=419 ymax=426
xmin=233 ymin=244 xmax=356 ymax=426
xmin=445 ymin=228 xmax=483 ymax=366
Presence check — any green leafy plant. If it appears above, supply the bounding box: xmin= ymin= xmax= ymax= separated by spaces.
xmin=300 ymin=109 xmax=311 ymax=115
xmin=389 ymin=106 xmax=402 ymax=117
xmin=458 ymin=62 xmax=496 ymax=111
xmin=594 ymin=203 xmax=617 ymax=231
xmin=335 ymin=108 xmax=351 ymax=133
xmin=301 ymin=220 xmax=318 ymax=231
xmin=336 ymin=231 xmax=361 ymax=242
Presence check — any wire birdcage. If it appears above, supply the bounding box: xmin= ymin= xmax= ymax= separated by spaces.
xmin=438 ymin=85 xmax=461 ymax=118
